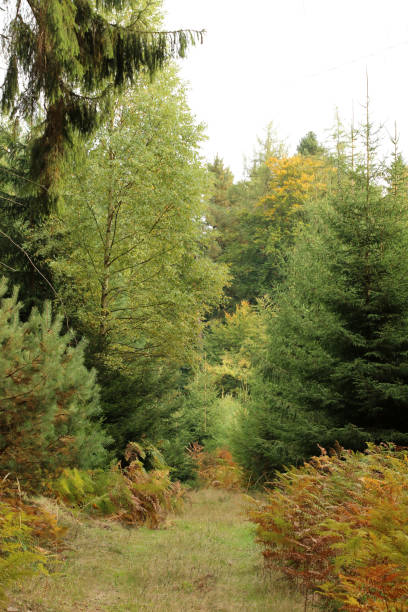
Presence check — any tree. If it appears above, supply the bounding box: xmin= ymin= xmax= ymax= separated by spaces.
xmin=35 ymin=69 xmax=228 ymax=450
xmin=42 ymin=69 xmax=226 ymax=363
xmin=258 ymin=154 xmax=328 ymax=262
xmin=206 ymin=131 xmax=286 ymax=306
xmin=206 ymin=156 xmax=234 ymax=260
xmin=297 ymin=131 xmax=325 ymax=156
xmin=1 ymin=0 xmax=203 ymax=212
xmin=205 ymin=300 xmax=266 ymax=396
xmin=0 ymin=121 xmax=56 ymax=313
xmin=0 ymin=279 xmax=109 ymax=487
xmin=236 ymin=126 xmax=408 ymax=477
xmin=211 ymin=150 xmax=328 ymax=306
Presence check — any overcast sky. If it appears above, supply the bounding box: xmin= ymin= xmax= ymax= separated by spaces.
xmin=163 ymin=0 xmax=408 ymax=179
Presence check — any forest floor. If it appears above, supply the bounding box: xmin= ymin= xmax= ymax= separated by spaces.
xmin=6 ymin=488 xmax=311 ymax=612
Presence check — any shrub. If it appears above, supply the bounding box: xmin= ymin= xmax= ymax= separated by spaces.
xmin=53 ymin=442 xmax=184 ymax=528
xmin=188 ymin=443 xmax=244 ymax=490
xmin=250 ymin=444 xmax=408 ymax=611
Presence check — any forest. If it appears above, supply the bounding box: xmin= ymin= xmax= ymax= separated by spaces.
xmin=1 ymin=1 xmax=408 ymax=611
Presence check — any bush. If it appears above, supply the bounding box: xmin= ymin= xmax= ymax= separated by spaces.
xmin=188 ymin=443 xmax=244 ymax=490
xmin=250 ymin=444 xmax=408 ymax=611
xmin=53 ymin=442 xmax=184 ymax=528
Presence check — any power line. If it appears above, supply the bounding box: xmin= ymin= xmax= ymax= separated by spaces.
xmin=305 ymin=39 xmax=408 ymax=80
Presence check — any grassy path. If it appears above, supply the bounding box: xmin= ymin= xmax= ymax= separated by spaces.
xmin=8 ymin=489 xmax=307 ymax=611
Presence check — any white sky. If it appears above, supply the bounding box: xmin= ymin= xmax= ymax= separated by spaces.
xmin=163 ymin=0 xmax=408 ymax=179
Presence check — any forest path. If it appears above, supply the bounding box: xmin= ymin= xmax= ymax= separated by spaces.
xmin=9 ymin=489 xmax=307 ymax=612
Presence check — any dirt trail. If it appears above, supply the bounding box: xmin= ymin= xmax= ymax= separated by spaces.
xmin=7 ymin=489 xmax=307 ymax=612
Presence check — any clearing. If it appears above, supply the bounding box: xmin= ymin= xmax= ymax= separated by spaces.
xmin=7 ymin=488 xmax=308 ymax=611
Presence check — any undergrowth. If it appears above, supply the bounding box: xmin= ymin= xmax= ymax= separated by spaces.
xmin=52 ymin=442 xmax=185 ymax=527
xmin=250 ymin=443 xmax=408 ymax=611
xmin=0 ymin=476 xmax=65 ymax=600
xmin=188 ymin=443 xmax=244 ymax=490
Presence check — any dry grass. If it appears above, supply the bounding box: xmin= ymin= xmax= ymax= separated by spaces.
xmin=5 ymin=489 xmax=312 ymax=611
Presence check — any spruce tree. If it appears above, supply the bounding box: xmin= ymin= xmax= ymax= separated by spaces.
xmin=0 ymin=121 xmax=54 ymax=312
xmin=206 ymin=156 xmax=234 ymax=260
xmin=297 ymin=130 xmax=325 ymax=156
xmin=236 ymin=124 xmax=408 ymax=477
xmin=1 ymin=0 xmax=203 ymax=212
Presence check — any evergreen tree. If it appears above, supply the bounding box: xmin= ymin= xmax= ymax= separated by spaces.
xmin=297 ymin=130 xmax=325 ymax=156
xmin=236 ymin=128 xmax=408 ymax=477
xmin=207 ymin=131 xmax=287 ymax=306
xmin=1 ymin=0 xmax=203 ymax=212
xmin=0 ymin=121 xmax=55 ymax=313
xmin=0 ymin=279 xmax=109 ymax=487
xmin=206 ymin=156 xmax=234 ymax=260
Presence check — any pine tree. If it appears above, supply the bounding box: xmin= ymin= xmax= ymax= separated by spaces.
xmin=1 ymin=0 xmax=203 ymax=212
xmin=0 ymin=279 xmax=109 ymax=487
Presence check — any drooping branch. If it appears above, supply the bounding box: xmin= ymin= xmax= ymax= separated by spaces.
xmin=0 ymin=0 xmax=204 ymax=212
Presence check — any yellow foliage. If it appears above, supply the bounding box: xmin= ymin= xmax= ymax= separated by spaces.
xmin=0 ymin=478 xmax=66 ymax=601
xmin=258 ymin=154 xmax=329 ymax=222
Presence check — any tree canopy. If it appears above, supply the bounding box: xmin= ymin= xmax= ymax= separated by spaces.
xmin=1 ymin=0 xmax=203 ymax=210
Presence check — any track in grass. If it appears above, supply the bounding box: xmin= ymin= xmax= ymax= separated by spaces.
xmin=7 ymin=489 xmax=309 ymax=611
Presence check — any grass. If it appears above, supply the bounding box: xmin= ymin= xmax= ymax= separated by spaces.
xmin=5 ymin=488 xmax=311 ymax=611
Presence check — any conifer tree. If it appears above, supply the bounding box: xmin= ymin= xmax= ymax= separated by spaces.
xmin=235 ymin=124 xmax=408 ymax=476
xmin=0 ymin=279 xmax=108 ymax=487
xmin=1 ymin=0 xmax=203 ymax=212
xmin=206 ymin=156 xmax=234 ymax=260
xmin=0 ymin=121 xmax=54 ymax=312
xmin=297 ymin=130 xmax=325 ymax=156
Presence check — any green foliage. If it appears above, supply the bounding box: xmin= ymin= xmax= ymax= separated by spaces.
xmin=1 ymin=0 xmax=203 ymax=208
xmin=297 ymin=131 xmax=325 ymax=156
xmin=31 ymin=69 xmax=228 ymax=456
xmin=45 ymin=69 xmax=226 ymax=365
xmin=162 ymin=363 xmax=221 ymax=483
xmin=207 ymin=156 xmax=274 ymax=306
xmin=98 ymin=364 xmax=182 ymax=454
xmin=205 ymin=300 xmax=267 ymax=396
xmin=0 ymin=278 xmax=109 ymax=487
xmin=237 ymin=127 xmax=408 ymax=476
xmin=251 ymin=445 xmax=408 ymax=611
xmin=162 ymin=361 xmax=247 ymax=483
xmin=206 ymin=156 xmax=235 ymax=262
xmin=53 ymin=442 xmax=184 ymax=528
